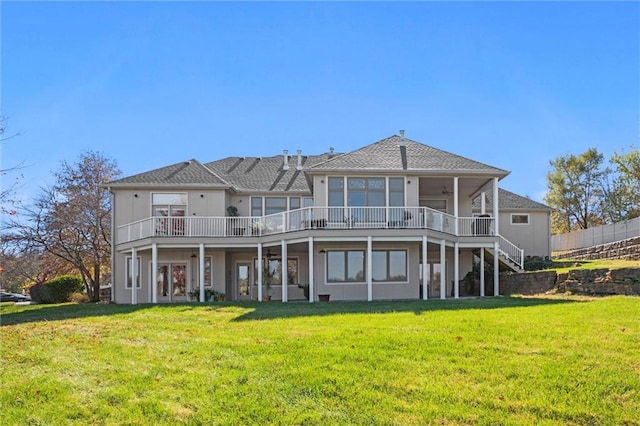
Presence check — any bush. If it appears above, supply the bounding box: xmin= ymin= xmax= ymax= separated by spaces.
xmin=29 ymin=275 xmax=85 ymax=304
xmin=69 ymin=292 xmax=89 ymax=304
xmin=28 ymin=282 xmax=49 ymax=303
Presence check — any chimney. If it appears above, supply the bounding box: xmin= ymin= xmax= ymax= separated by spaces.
xmin=399 ymin=130 xmax=405 ymax=146
xmin=329 ymin=147 xmax=334 ymax=154
xmin=283 ymin=150 xmax=289 ymax=170
xmin=296 ymin=150 xmax=303 ymax=170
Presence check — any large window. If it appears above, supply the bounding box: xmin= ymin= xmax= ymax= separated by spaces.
xmin=152 ymin=193 xmax=187 ymax=217
xmin=328 ymin=177 xmax=405 ymax=223
xmin=327 ymin=250 xmax=365 ymax=283
xmin=372 ymin=250 xmax=407 ymax=282
xmin=126 ymin=256 xmax=141 ymax=289
xmin=250 ymin=197 xmax=305 ymax=216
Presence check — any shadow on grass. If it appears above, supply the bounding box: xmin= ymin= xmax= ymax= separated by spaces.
xmin=0 ymin=296 xmax=582 ymax=326
xmin=229 ymin=296 xmax=581 ymax=321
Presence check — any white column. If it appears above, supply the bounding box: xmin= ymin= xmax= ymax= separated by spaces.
xmin=422 ymin=235 xmax=428 ymax=300
xmin=308 ymin=237 xmax=314 ymax=303
xmin=131 ymin=247 xmax=137 ymax=305
xmin=493 ymin=177 xmax=499 ymax=235
xmin=199 ymin=243 xmax=205 ymax=302
xmin=480 ymin=248 xmax=485 ymax=297
xmin=453 ymin=176 xmax=459 ymax=235
xmin=281 ymin=240 xmax=288 ymax=303
xmin=367 ymin=236 xmax=373 ymax=302
xmin=151 ymin=243 xmax=158 ymax=304
xmin=493 ymin=241 xmax=500 ymax=296
xmin=257 ymin=244 xmax=263 ymax=302
xmin=481 ymin=192 xmax=486 ymax=215
xmin=454 ymin=242 xmax=459 ymax=299
xmin=440 ymin=240 xmax=446 ymax=300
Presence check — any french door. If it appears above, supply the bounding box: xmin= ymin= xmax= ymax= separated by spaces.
xmin=237 ymin=262 xmax=252 ymax=301
xmin=157 ymin=263 xmax=188 ymax=302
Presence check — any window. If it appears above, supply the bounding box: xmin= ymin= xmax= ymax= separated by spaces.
xmin=371 ymin=250 xmax=407 ymax=282
xmin=152 ymin=193 xmax=187 ymax=217
xmin=347 ymin=177 xmax=385 ymax=207
xmin=251 ymin=197 xmax=263 ymax=217
xmin=290 ymin=197 xmax=301 ymax=210
xmin=253 ymin=258 xmax=298 ymax=284
xmin=152 ymin=193 xmax=187 ymax=235
xmin=511 ymin=214 xmax=530 ymax=225
xmin=265 ymin=197 xmax=287 ymax=215
xmin=204 ymin=256 xmax=212 ymax=287
xmin=389 ymin=178 xmax=405 ymax=207
xmin=327 ymin=250 xmax=365 ymax=283
xmin=251 ymin=197 xmax=305 ymax=216
xmin=126 ymin=256 xmax=141 ymax=289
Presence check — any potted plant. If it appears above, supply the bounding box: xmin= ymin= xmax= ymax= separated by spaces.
xmin=188 ymin=289 xmax=200 ymax=301
xmin=226 ymin=206 xmax=244 ymax=235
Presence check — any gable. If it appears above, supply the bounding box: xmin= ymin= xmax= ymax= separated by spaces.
xmin=472 ymin=188 xmax=553 ymax=211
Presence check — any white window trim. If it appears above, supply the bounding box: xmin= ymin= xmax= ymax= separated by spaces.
xmin=510 ymin=213 xmax=530 ymax=225
xmin=126 ymin=256 xmax=142 ymax=289
xmin=151 ymin=192 xmax=188 ymax=216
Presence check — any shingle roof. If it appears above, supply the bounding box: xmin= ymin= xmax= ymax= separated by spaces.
xmin=472 ymin=188 xmax=553 ymax=211
xmin=205 ymin=153 xmax=335 ymax=193
xmin=110 ymin=134 xmax=510 ymax=192
xmin=308 ymin=135 xmax=509 ymax=175
xmin=109 ymin=159 xmax=229 ymax=186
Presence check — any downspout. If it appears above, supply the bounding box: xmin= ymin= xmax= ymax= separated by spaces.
xmin=109 ymin=187 xmax=115 ymax=303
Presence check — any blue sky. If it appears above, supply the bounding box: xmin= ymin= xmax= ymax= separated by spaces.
xmin=2 ymin=1 xmax=638 ymax=204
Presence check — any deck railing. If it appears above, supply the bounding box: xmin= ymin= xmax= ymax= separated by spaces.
xmin=116 ymin=206 xmax=496 ymax=243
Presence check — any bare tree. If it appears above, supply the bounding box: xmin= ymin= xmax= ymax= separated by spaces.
xmin=0 ymin=116 xmax=24 ymax=217
xmin=11 ymin=151 xmax=121 ymax=301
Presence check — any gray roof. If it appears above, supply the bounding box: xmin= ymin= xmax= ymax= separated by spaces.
xmin=109 ymin=159 xmax=228 ymax=187
xmin=205 ymin=153 xmax=336 ymax=193
xmin=110 ymin=134 xmax=510 ymax=192
xmin=472 ymin=188 xmax=553 ymax=211
xmin=309 ymin=135 xmax=509 ymax=175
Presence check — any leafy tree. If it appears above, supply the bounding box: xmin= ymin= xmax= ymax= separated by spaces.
xmin=11 ymin=151 xmax=121 ymax=301
xmin=545 ymin=148 xmax=605 ymax=234
xmin=601 ymin=146 xmax=640 ymax=222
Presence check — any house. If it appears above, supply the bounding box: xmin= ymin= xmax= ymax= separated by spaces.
xmin=107 ymin=132 xmax=544 ymax=304
xmin=472 ymin=188 xmax=553 ymax=260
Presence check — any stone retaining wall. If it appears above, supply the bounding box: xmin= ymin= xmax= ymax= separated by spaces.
xmin=501 ymin=268 xmax=640 ymax=296
xmin=554 ymin=236 xmax=640 ymax=261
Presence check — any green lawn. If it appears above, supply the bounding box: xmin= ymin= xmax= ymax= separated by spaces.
xmin=1 ymin=297 xmax=639 ymax=425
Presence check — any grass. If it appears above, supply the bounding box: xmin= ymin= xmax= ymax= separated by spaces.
xmin=536 ymin=258 xmax=640 ymax=274
xmin=1 ymin=297 xmax=639 ymax=425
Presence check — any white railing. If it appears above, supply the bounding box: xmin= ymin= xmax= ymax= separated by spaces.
xmin=551 ymin=217 xmax=640 ymax=251
xmin=116 ymin=206 xmax=496 ymax=243
xmin=498 ymin=235 xmax=524 ymax=270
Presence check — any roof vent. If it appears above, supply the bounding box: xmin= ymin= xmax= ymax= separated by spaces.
xmin=283 ymin=150 xmax=289 ymax=171
xmin=329 ymin=147 xmax=334 ymax=154
xmin=399 ymin=130 xmax=405 ymax=146
xmin=296 ymin=150 xmax=303 ymax=170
